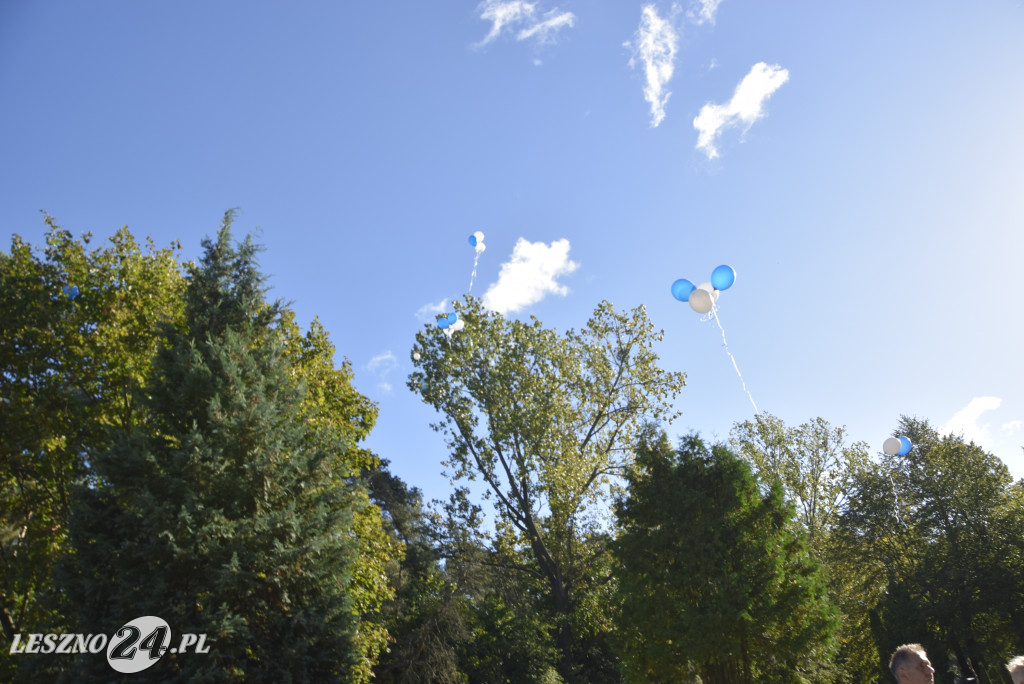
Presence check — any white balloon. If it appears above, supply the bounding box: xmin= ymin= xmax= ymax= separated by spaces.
xmin=451 ymin=319 xmax=466 ymax=331
xmin=475 ymin=243 xmax=486 ymax=254
xmin=412 ymin=352 xmax=421 ymax=361
xmin=883 ymin=437 xmax=901 ymax=455
xmin=698 ymin=281 xmax=719 ymax=302
xmin=689 ymin=288 xmax=713 ymax=314
xmin=474 ymin=231 xmax=485 ymax=242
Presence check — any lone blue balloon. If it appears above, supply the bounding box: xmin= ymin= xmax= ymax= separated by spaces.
xmin=897 ymin=436 xmax=912 ymax=456
xmin=710 ymin=265 xmax=736 ymax=291
xmin=671 ymin=279 xmax=696 ymax=302
xmin=468 ymin=235 xmax=477 ymax=247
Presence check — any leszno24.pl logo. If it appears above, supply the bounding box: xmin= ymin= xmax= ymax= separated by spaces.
xmin=9 ymin=616 xmax=209 ymax=674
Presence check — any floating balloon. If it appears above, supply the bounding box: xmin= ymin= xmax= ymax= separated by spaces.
xmin=897 ymin=436 xmax=912 ymax=456
xmin=447 ymin=312 xmax=458 ymax=325
xmin=468 ymin=233 xmax=486 ymax=291
xmin=698 ymin=282 xmax=719 ymax=303
xmin=671 ymin=279 xmax=696 ymax=302
xmin=437 ymin=317 xmax=450 ymax=330
xmin=710 ymin=265 xmax=736 ymax=291
xmin=688 ymin=288 xmax=713 ymax=314
xmin=450 ymin=319 xmax=465 ymax=332
xmin=883 ymin=437 xmax=902 ymax=455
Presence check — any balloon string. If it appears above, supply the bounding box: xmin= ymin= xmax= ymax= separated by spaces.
xmin=468 ymin=252 xmax=481 ymax=294
xmin=887 ymin=470 xmax=908 ymax=529
xmin=711 ymin=306 xmax=759 ymax=415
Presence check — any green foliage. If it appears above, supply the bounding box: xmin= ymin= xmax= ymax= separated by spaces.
xmin=410 ymin=296 xmax=684 ymax=682
xmin=730 ymin=412 xmax=870 ymax=556
xmin=60 ymin=215 xmax=365 ymax=681
xmin=833 ymin=417 xmax=1024 ymax=682
xmin=0 ymin=217 xmax=187 ymax=680
xmin=612 ymin=431 xmax=839 ymax=684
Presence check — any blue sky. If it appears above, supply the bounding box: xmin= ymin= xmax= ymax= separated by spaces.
xmin=3 ymin=1 xmax=1023 ymax=506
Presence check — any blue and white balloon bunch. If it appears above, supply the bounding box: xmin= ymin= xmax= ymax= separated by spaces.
xmin=671 ymin=264 xmax=736 ymax=314
xmin=883 ymin=436 xmax=913 ymax=456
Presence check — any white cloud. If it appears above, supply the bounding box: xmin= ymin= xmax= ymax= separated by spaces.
xmin=482 ymin=238 xmax=579 ymax=314
xmin=626 ymin=5 xmax=679 ymax=128
xmin=941 ymin=396 xmax=1002 ymax=447
xmin=367 ymin=351 xmax=397 ymax=373
xmin=475 ymin=1 xmax=575 ymax=49
xmin=518 ymin=9 xmax=575 ymax=43
xmin=476 ymin=1 xmax=536 ymax=47
xmin=689 ymin=0 xmax=724 ymax=25
xmin=693 ymin=61 xmax=789 ymax=159
xmin=415 ymin=298 xmax=448 ymax=322
xmin=367 ymin=351 xmax=398 ymax=395
xmin=1002 ymin=420 xmax=1021 ymax=437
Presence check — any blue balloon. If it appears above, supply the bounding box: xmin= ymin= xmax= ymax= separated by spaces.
xmin=710 ymin=265 xmax=736 ymax=291
xmin=671 ymin=279 xmax=696 ymax=302
xmin=468 ymin=235 xmax=477 ymax=247
xmin=897 ymin=436 xmax=912 ymax=456
xmin=437 ymin=317 xmax=450 ymax=330
xmin=447 ymin=312 xmax=458 ymax=324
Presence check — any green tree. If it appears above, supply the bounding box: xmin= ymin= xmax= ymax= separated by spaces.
xmin=730 ymin=413 xmax=870 ymax=556
xmin=1 ymin=218 xmax=187 ymax=680
xmin=410 ymin=297 xmax=684 ymax=682
xmin=368 ymin=461 xmax=474 ymax=684
xmin=277 ymin=310 xmax=401 ymax=681
xmin=730 ymin=413 xmax=871 ymax=680
xmin=62 ymin=216 xmax=366 ymax=682
xmin=611 ymin=431 xmax=839 ymax=684
xmin=833 ymin=417 xmax=1023 ymax=683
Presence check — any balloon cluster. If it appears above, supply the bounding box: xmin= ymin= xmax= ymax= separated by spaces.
xmin=468 ymin=231 xmax=486 ymax=254
xmin=63 ymin=285 xmax=80 ymax=300
xmin=436 ymin=311 xmax=466 ymax=341
xmin=883 ymin=436 xmax=913 ymax=456
xmin=672 ymin=265 xmax=736 ymax=314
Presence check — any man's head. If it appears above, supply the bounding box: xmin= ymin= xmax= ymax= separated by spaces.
xmin=1007 ymin=655 xmax=1024 ymax=684
xmin=889 ymin=644 xmax=934 ymax=684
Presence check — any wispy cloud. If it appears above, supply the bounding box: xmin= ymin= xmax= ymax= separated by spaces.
xmin=942 ymin=396 xmax=1003 ymax=447
xmin=474 ymin=1 xmax=575 ymax=49
xmin=415 ymin=298 xmax=449 ymax=322
xmin=688 ymin=0 xmax=724 ymax=25
xmin=482 ymin=238 xmax=579 ymax=314
xmin=518 ymin=9 xmax=576 ymax=43
xmin=367 ymin=351 xmax=398 ymax=394
xmin=367 ymin=351 xmax=397 ymax=373
xmin=626 ymin=5 xmax=679 ymax=128
xmin=693 ymin=61 xmax=789 ymax=159
xmin=1003 ymin=420 xmax=1022 ymax=437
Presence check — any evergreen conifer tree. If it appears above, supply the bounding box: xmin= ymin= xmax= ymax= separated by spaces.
xmin=63 ymin=213 xmax=361 ymax=682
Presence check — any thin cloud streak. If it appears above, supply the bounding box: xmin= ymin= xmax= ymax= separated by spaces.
xmin=415 ymin=298 xmax=448 ymax=322
xmin=483 ymin=238 xmax=579 ymax=315
xmin=693 ymin=61 xmax=789 ymax=158
xmin=475 ymin=0 xmax=575 ymax=49
xmin=627 ymin=5 xmax=679 ymax=128
xmin=518 ymin=10 xmax=575 ymax=42
xmin=476 ymin=0 xmax=536 ymax=47
xmin=367 ymin=351 xmax=397 ymax=373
